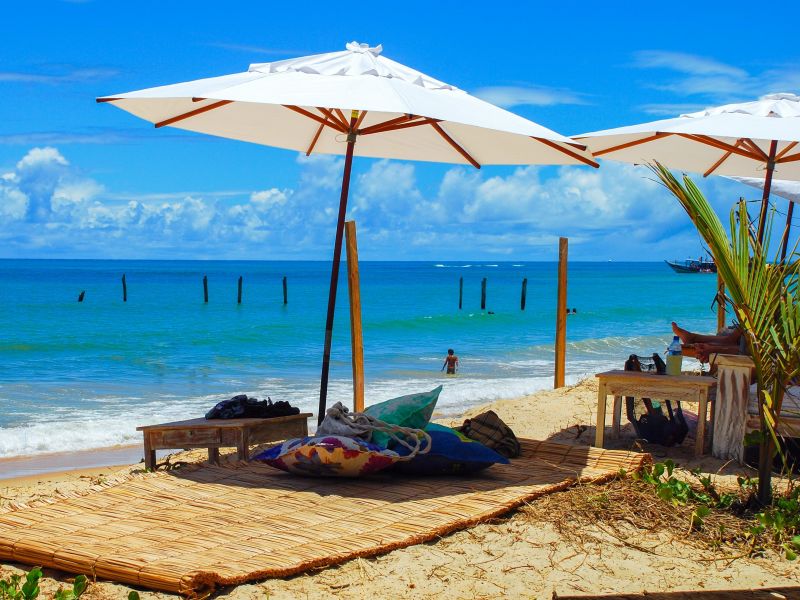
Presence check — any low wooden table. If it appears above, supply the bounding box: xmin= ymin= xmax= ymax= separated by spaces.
xmin=595 ymin=370 xmax=717 ymax=456
xmin=137 ymin=413 xmax=312 ymax=470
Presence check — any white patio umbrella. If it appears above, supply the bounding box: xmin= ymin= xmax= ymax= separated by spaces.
xmin=575 ymin=93 xmax=800 ymax=254
xmin=728 ymin=176 xmax=800 ymax=259
xmin=98 ymin=41 xmax=598 ymax=422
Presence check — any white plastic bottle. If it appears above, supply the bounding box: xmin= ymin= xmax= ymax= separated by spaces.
xmin=666 ymin=335 xmax=683 ymax=376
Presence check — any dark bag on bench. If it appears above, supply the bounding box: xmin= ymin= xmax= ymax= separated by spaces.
xmin=623 ymin=354 xmax=689 ymax=447
xmin=206 ymin=395 xmax=300 ymax=420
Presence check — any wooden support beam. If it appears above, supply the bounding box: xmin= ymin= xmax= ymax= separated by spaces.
xmin=674 ymin=134 xmax=761 ymax=161
xmin=317 ymin=107 xmax=349 ymax=131
xmin=458 ymin=277 xmax=463 ymax=310
xmin=703 ymin=139 xmax=743 ymax=177
xmin=521 ymin=278 xmax=528 ymax=311
xmin=430 ymin=122 xmax=481 ymax=169
xmin=554 ymin=237 xmax=568 ymax=389
xmin=305 ymin=118 xmax=328 ymax=156
xmin=345 ymin=221 xmax=365 ymax=413
xmin=361 ymin=117 xmax=441 ymax=135
xmin=155 ymin=100 xmax=233 ymax=128
xmin=358 ymin=114 xmax=424 ymax=135
xmin=532 ymin=137 xmax=599 ymax=168
xmin=776 ymin=141 xmax=799 ymax=161
xmin=589 ymin=132 xmax=671 ymax=157
xmin=284 ymin=105 xmax=346 ymax=132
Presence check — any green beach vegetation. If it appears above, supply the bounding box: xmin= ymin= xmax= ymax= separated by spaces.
xmin=652 ymin=163 xmax=800 ymax=505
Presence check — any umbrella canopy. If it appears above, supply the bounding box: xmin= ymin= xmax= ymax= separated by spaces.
xmin=98 ymin=41 xmax=596 ymax=168
xmin=98 ymin=41 xmax=597 ymax=422
xmin=575 ymin=93 xmax=800 ymax=250
xmin=728 ymin=176 xmax=800 ymax=204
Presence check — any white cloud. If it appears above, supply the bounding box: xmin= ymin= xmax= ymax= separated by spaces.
xmin=631 ymin=50 xmax=800 ymax=108
xmin=0 ymin=146 xmax=777 ymax=260
xmin=0 ymin=67 xmax=118 ymax=85
xmin=633 ymin=51 xmax=746 ymax=78
xmin=473 ymin=85 xmax=589 ymax=108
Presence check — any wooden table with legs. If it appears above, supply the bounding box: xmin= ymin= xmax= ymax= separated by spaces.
xmin=137 ymin=413 xmax=312 ymax=470
xmin=595 ymin=370 xmax=717 ymax=456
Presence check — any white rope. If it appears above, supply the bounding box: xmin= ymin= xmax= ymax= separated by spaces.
xmin=318 ymin=402 xmax=432 ymax=460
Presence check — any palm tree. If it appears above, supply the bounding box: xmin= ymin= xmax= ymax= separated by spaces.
xmin=652 ymin=163 xmax=800 ymax=504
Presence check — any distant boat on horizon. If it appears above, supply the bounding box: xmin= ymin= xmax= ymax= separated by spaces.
xmin=665 ymin=257 xmax=717 ymax=274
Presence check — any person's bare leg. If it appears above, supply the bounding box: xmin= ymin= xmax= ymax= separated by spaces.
xmin=672 ymin=322 xmax=739 ymax=345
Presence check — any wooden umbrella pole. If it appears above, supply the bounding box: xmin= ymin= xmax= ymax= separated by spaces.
xmin=780 ymin=201 xmax=795 ymax=262
xmin=318 ymin=110 xmax=359 ymax=425
xmin=756 ymin=140 xmax=778 ymax=245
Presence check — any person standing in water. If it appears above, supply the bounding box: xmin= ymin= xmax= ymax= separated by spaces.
xmin=441 ymin=349 xmax=459 ymax=375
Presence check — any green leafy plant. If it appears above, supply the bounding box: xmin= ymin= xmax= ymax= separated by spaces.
xmin=634 ymin=460 xmax=739 ymax=531
xmin=0 ymin=568 xmax=42 ymax=600
xmin=127 ymin=592 xmax=140 ymax=600
xmin=651 ymin=163 xmax=800 ymax=504
xmin=53 ymin=575 xmax=87 ymax=600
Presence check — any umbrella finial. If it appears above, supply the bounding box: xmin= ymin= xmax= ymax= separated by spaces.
xmin=345 ymin=41 xmax=382 ymax=56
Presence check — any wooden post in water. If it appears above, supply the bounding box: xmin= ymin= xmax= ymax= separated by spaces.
xmin=203 ymin=275 xmax=208 ymax=303
xmin=77 ymin=290 xmax=85 ymax=303
xmin=237 ymin=276 xmax=243 ymax=305
xmin=521 ymin=278 xmax=528 ymax=311
xmin=121 ymin=274 xmax=127 ymax=302
xmin=458 ymin=277 xmax=463 ymax=310
xmin=481 ymin=278 xmax=487 ymax=310
xmin=282 ymin=276 xmax=288 ymax=305
xmin=345 ymin=221 xmax=365 ymax=412
xmin=716 ymin=272 xmax=725 ymax=332
xmin=554 ymin=237 xmax=568 ymax=389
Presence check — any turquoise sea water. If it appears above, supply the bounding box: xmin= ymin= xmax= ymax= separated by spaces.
xmin=0 ymin=259 xmax=720 ymax=457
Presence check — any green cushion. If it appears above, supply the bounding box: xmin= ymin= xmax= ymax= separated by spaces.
xmin=364 ymin=385 xmax=442 ymax=447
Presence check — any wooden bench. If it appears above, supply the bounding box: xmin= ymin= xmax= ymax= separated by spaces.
xmin=595 ymin=370 xmax=717 ymax=456
xmin=136 ymin=413 xmax=312 ymax=470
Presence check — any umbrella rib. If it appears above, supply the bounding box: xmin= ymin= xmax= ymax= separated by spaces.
xmin=334 ymin=109 xmax=350 ymax=130
xmin=776 ymin=141 xmax=799 ymax=161
xmin=532 ymin=137 xmax=599 ymax=168
xmin=283 ymin=105 xmax=347 ymax=133
xmin=430 ymin=122 xmax=480 ymax=169
xmin=354 ymin=110 xmax=368 ymax=131
xmin=740 ymin=138 xmax=769 ymax=162
xmin=318 ymin=107 xmax=349 ymax=131
xmin=154 ymin=100 xmax=233 ymax=128
xmin=777 ymin=152 xmax=800 ymax=165
xmin=305 ymin=118 xmax=328 ymax=156
xmin=703 ymin=139 xmax=744 ymax=177
xmin=590 ymin=132 xmax=671 ymax=156
xmin=359 ymin=114 xmax=423 ymax=135
xmin=361 ymin=117 xmax=441 ymax=135
xmin=674 ymin=134 xmax=761 ymax=161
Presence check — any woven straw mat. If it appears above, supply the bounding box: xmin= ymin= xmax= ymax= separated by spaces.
xmin=0 ymin=439 xmax=649 ymax=596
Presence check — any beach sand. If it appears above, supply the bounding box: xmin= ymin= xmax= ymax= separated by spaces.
xmin=1 ymin=378 xmax=798 ymax=599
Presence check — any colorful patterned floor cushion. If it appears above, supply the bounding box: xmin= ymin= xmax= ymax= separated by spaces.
xmin=253 ymin=436 xmax=400 ymax=477
xmin=364 ymin=385 xmax=442 ymax=447
xmin=393 ymin=423 xmax=509 ymax=476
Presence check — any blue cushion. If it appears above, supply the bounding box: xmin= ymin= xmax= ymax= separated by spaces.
xmin=392 ymin=423 xmax=509 ymax=476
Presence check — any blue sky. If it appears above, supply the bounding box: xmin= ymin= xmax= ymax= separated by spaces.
xmin=1 ymin=0 xmax=798 ymax=260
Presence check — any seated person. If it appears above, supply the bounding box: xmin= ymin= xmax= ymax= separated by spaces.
xmin=671 ymin=321 xmax=744 ymax=363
